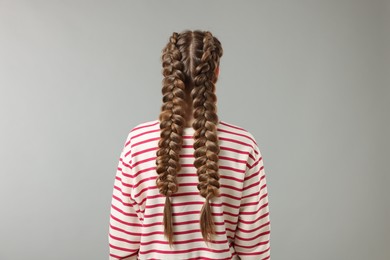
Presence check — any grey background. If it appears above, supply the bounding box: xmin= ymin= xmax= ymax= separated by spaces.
xmin=0 ymin=0 xmax=389 ymax=259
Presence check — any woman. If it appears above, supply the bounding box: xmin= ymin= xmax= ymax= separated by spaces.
xmin=108 ymin=30 xmax=271 ymax=260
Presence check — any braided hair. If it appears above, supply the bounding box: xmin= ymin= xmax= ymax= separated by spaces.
xmin=155 ymin=30 xmax=223 ymax=247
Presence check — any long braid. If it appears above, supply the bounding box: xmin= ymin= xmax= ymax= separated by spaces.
xmin=192 ymin=31 xmax=223 ymax=244
xmin=156 ymin=30 xmax=223 ymax=247
xmin=155 ymin=32 xmax=187 ymax=247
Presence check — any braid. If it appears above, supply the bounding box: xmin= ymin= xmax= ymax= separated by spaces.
xmin=192 ymin=31 xmax=222 ymax=244
xmin=155 ymin=32 xmax=187 ymax=247
xmin=156 ymin=30 xmax=223 ymax=247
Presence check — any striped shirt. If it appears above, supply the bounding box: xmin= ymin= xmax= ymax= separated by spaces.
xmin=108 ymin=119 xmax=271 ymax=260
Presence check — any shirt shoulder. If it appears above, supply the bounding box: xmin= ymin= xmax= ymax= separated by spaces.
xmin=218 ymin=120 xmax=262 ymax=168
xmin=218 ymin=120 xmax=258 ymax=147
xmin=126 ymin=118 xmax=260 ymax=151
xmin=126 ymin=119 xmax=160 ymax=139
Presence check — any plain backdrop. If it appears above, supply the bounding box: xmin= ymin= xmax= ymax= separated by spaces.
xmin=0 ymin=0 xmax=389 ymax=259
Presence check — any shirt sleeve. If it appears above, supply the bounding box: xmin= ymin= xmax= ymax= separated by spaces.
xmin=233 ymin=139 xmax=271 ymax=260
xmin=108 ymin=132 xmax=142 ymax=260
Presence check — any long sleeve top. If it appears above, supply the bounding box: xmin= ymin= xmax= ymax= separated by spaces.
xmin=108 ymin=119 xmax=271 ymax=260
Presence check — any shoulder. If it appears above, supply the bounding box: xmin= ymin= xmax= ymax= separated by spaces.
xmin=130 ymin=119 xmax=160 ymax=132
xmin=118 ymin=119 xmax=159 ymax=149
xmin=125 ymin=119 xmax=160 ymax=138
xmin=124 ymin=119 xmax=261 ymax=150
xmin=219 ymin=120 xmax=262 ymax=164
xmin=218 ymin=120 xmax=258 ymax=148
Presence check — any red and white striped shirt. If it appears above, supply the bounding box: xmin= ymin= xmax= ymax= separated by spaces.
xmin=108 ymin=119 xmax=271 ymax=260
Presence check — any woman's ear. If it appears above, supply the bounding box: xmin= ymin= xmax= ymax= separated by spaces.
xmin=215 ymin=66 xmax=220 ymax=77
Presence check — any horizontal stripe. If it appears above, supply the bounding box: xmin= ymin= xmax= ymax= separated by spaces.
xmin=139 ymin=246 xmax=231 ymax=255
xmin=108 ymin=119 xmax=271 ymax=260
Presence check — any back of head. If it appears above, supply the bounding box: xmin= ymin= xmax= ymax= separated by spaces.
xmin=155 ymin=30 xmax=223 ymax=247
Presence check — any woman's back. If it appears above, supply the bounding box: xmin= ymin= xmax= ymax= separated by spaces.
xmin=108 ymin=119 xmax=271 ymax=259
